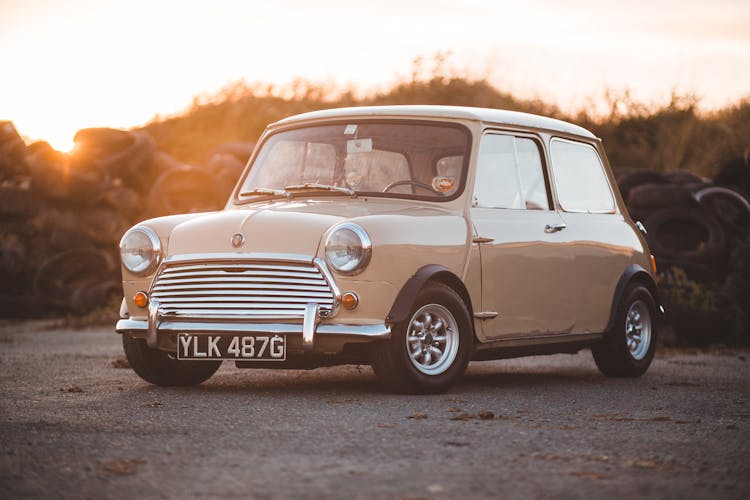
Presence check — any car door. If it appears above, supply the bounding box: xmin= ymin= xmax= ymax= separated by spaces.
xmin=548 ymin=138 xmax=636 ymax=334
xmin=470 ymin=132 xmax=575 ymax=340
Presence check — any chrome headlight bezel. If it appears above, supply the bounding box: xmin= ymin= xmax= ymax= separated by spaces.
xmin=324 ymin=222 xmax=372 ymax=276
xmin=119 ymin=226 xmax=162 ymax=276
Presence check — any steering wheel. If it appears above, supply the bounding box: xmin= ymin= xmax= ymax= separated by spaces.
xmin=383 ymin=180 xmax=438 ymax=194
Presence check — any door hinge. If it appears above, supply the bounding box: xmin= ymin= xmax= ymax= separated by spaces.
xmin=474 ymin=311 xmax=498 ymax=319
xmin=472 ymin=236 xmax=495 ymax=244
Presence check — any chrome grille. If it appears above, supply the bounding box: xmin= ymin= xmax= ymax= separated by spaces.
xmin=150 ymin=260 xmax=336 ymax=320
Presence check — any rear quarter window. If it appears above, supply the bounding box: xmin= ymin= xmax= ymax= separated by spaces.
xmin=550 ymin=139 xmax=615 ymax=213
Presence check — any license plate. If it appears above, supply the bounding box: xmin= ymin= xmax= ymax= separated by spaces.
xmin=176 ymin=333 xmax=286 ymax=361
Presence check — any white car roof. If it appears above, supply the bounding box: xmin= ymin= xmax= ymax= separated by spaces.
xmin=272 ymin=105 xmax=596 ymax=139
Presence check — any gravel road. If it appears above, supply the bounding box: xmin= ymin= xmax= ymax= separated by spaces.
xmin=1 ymin=322 xmax=748 ymax=499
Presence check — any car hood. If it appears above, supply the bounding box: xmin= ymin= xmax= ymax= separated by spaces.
xmin=166 ymin=198 xmax=457 ymax=258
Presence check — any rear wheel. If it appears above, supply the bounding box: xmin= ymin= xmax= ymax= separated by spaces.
xmin=122 ymin=334 xmax=221 ymax=386
xmin=371 ymin=282 xmax=473 ymax=394
xmin=592 ymin=284 xmax=657 ymax=377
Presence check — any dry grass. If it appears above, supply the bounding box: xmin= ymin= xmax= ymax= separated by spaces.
xmin=140 ymin=60 xmax=750 ymax=176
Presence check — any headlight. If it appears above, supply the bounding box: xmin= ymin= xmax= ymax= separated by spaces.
xmin=119 ymin=226 xmax=162 ymax=275
xmin=324 ymin=223 xmax=372 ymax=275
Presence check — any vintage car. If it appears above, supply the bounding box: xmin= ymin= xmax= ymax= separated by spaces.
xmin=116 ymin=105 xmax=661 ymax=393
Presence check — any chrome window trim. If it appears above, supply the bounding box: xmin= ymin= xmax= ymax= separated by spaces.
xmin=473 ymin=130 xmax=553 ymax=211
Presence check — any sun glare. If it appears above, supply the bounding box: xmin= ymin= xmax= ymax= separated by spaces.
xmin=16 ymin=121 xmax=76 ymax=153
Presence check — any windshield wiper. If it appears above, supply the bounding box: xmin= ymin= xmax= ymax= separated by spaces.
xmin=284 ymin=183 xmax=356 ymax=196
xmin=239 ymin=187 xmax=291 ymax=199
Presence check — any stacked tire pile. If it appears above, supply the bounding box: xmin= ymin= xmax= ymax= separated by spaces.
xmin=0 ymin=121 xmax=253 ymax=318
xmin=615 ymin=156 xmax=750 ymax=345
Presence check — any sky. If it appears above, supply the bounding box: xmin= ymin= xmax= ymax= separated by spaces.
xmin=1 ymin=0 xmax=749 ymax=151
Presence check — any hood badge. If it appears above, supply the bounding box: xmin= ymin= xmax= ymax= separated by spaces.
xmin=231 ymin=233 xmax=246 ymax=247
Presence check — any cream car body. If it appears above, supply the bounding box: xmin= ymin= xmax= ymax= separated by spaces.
xmin=117 ymin=106 xmax=659 ymax=392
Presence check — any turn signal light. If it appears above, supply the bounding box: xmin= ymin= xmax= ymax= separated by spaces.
xmin=133 ymin=291 xmax=149 ymax=308
xmin=650 ymin=255 xmax=657 ymax=274
xmin=341 ymin=291 xmax=359 ymax=310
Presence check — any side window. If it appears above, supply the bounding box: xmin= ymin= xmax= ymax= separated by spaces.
xmin=473 ymin=134 xmax=549 ymax=210
xmin=550 ymin=139 xmax=614 ymax=213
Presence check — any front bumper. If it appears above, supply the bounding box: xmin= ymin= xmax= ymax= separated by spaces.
xmin=115 ymin=318 xmax=391 ymax=352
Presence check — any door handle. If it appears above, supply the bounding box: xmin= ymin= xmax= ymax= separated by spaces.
xmin=544 ymin=223 xmax=567 ymax=233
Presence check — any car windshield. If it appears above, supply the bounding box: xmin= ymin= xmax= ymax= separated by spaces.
xmin=237 ymin=121 xmax=470 ymax=202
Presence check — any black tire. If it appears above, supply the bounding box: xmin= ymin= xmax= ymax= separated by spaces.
xmin=644 ymin=207 xmax=726 ymax=266
xmin=26 ymin=141 xmax=70 ymax=200
xmin=71 ymin=129 xmax=157 ymax=191
xmin=714 ymin=156 xmax=750 ymax=197
xmin=592 ymin=284 xmax=657 ymax=377
xmin=0 ymin=121 xmax=28 ymax=179
xmin=617 ymin=170 xmax=669 ymax=200
xmin=370 ymin=282 xmax=473 ymax=394
xmin=91 ymin=186 xmax=142 ymax=221
xmin=122 ymin=334 xmax=221 ymax=387
xmin=70 ymin=281 xmax=122 ymax=315
xmin=145 ymin=165 xmax=222 ymax=216
xmin=0 ymin=187 xmax=38 ymax=218
xmin=206 ymin=142 xmax=255 ymax=166
xmin=693 ymin=186 xmax=750 ymax=236
xmin=664 ymin=170 xmax=709 ymax=186
xmin=627 ymin=183 xmax=696 ymax=210
xmin=32 ymin=249 xmax=115 ymax=303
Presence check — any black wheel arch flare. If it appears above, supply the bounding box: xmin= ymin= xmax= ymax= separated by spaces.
xmin=605 ymin=263 xmax=663 ymax=333
xmin=386 ymin=264 xmax=475 ymax=328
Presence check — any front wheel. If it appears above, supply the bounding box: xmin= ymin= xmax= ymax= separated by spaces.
xmin=370 ymin=282 xmax=473 ymax=394
xmin=122 ymin=334 xmax=221 ymax=386
xmin=592 ymin=284 xmax=658 ymax=377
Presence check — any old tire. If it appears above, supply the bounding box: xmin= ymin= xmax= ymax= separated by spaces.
xmin=145 ymin=165 xmax=222 ymax=216
xmin=122 ymin=335 xmax=221 ymax=387
xmin=627 ymin=183 xmax=697 ymax=210
xmin=644 ymin=207 xmax=726 ymax=266
xmin=617 ymin=170 xmax=669 ymax=200
xmin=0 ymin=187 xmax=38 ymax=218
xmin=693 ymin=186 xmax=750 ymax=236
xmin=592 ymin=284 xmax=657 ymax=377
xmin=33 ymin=249 xmax=115 ymax=303
xmin=370 ymin=282 xmax=473 ymax=394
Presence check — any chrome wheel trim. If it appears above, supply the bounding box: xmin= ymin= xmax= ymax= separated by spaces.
xmin=625 ymin=299 xmax=652 ymax=361
xmin=405 ymin=303 xmax=459 ymax=376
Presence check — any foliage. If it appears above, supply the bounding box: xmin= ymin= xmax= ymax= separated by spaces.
xmin=140 ymin=55 xmax=750 ymax=177
xmin=658 ymin=267 xmax=719 ymax=313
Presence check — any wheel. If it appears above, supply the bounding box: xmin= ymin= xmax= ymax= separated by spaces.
xmin=592 ymin=284 xmax=657 ymax=377
xmin=122 ymin=334 xmax=221 ymax=386
xmin=370 ymin=282 xmax=473 ymax=393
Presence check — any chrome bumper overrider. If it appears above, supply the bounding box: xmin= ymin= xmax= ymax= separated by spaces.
xmin=115 ymin=318 xmax=391 ymax=347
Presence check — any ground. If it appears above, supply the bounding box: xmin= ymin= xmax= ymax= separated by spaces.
xmin=1 ymin=322 xmax=748 ymax=499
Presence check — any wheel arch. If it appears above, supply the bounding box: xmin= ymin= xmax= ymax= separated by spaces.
xmin=386 ymin=264 xmax=476 ymax=333
xmin=605 ymin=264 xmax=661 ymax=333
